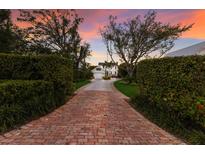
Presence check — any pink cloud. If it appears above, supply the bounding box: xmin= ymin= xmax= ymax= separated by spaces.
xmin=11 ymin=9 xmax=205 ymax=41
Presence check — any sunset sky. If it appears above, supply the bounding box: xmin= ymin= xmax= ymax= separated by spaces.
xmin=11 ymin=9 xmax=205 ymax=65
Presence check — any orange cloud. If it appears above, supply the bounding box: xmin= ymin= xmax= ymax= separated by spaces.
xmin=156 ymin=10 xmax=205 ymax=39
xmin=12 ymin=10 xmax=205 ymax=40
xmin=180 ymin=10 xmax=205 ymax=39
xmin=79 ymin=10 xmax=205 ymax=41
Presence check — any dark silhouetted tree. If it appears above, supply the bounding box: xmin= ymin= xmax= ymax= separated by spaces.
xmin=0 ymin=10 xmax=16 ymax=52
xmin=0 ymin=10 xmax=28 ymax=53
xmin=17 ymin=9 xmax=92 ymax=74
xmin=17 ymin=9 xmax=84 ymax=57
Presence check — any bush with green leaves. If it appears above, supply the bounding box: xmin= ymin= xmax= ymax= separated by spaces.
xmin=0 ymin=53 xmax=74 ymax=97
xmin=134 ymin=55 xmax=205 ymax=144
xmin=73 ymin=67 xmax=93 ymax=82
xmin=0 ymin=80 xmax=56 ymax=132
xmin=0 ymin=53 xmax=73 ymax=132
xmin=118 ymin=63 xmax=137 ymax=83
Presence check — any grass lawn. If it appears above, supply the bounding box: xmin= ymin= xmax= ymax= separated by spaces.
xmin=74 ymin=80 xmax=91 ymax=90
xmin=114 ymin=80 xmax=139 ymax=98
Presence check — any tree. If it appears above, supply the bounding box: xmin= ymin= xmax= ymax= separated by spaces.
xmin=17 ymin=9 xmax=84 ymax=57
xmin=118 ymin=63 xmax=128 ymax=78
xmin=17 ymin=9 xmax=91 ymax=67
xmin=70 ymin=33 xmax=91 ymax=69
xmin=0 ymin=10 xmax=16 ymax=52
xmin=100 ymin=11 xmax=193 ymax=82
xmin=0 ymin=10 xmax=31 ymax=53
xmin=17 ymin=9 xmax=92 ymax=81
xmin=72 ymin=33 xmax=92 ymax=80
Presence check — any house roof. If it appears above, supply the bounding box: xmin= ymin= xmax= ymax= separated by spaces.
xmin=166 ymin=41 xmax=205 ymax=57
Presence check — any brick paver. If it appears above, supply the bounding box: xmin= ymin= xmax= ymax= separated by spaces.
xmin=0 ymin=81 xmax=184 ymax=144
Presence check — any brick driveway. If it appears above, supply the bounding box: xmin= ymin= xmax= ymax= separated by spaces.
xmin=0 ymin=80 xmax=184 ymax=144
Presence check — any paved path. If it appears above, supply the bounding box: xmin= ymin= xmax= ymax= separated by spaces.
xmin=0 ymin=79 xmax=184 ymax=144
xmin=84 ymin=79 xmax=116 ymax=91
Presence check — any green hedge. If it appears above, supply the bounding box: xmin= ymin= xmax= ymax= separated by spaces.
xmin=134 ymin=55 xmax=205 ymax=144
xmin=0 ymin=53 xmax=74 ymax=97
xmin=0 ymin=54 xmax=74 ymax=132
xmin=0 ymin=80 xmax=56 ymax=132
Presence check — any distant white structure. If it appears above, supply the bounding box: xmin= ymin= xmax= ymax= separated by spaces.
xmin=92 ymin=62 xmax=118 ymax=79
xmin=92 ymin=65 xmax=104 ymax=79
xmin=166 ymin=41 xmax=205 ymax=57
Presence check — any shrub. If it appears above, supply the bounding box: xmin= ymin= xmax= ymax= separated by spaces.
xmin=0 ymin=80 xmax=56 ymax=132
xmin=73 ymin=68 xmax=93 ymax=82
xmin=0 ymin=53 xmax=74 ymax=97
xmin=118 ymin=63 xmax=128 ymax=78
xmin=103 ymin=76 xmax=111 ymax=80
xmin=0 ymin=53 xmax=74 ymax=132
xmin=118 ymin=63 xmax=137 ymax=80
xmin=134 ymin=55 xmax=205 ymax=144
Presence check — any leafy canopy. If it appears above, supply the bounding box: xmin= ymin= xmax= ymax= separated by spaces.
xmin=100 ymin=11 xmax=193 ymax=79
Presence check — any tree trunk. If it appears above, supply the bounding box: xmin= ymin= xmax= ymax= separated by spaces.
xmin=126 ymin=66 xmax=134 ymax=84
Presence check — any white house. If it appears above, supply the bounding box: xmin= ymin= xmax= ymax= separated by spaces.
xmin=166 ymin=41 xmax=205 ymax=57
xmin=92 ymin=65 xmax=105 ymax=79
xmin=92 ymin=62 xmax=118 ymax=79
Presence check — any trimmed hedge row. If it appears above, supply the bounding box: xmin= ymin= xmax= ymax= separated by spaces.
xmin=0 ymin=80 xmax=55 ymax=132
xmin=134 ymin=55 xmax=205 ymax=144
xmin=0 ymin=53 xmax=74 ymax=97
xmin=0 ymin=54 xmax=74 ymax=132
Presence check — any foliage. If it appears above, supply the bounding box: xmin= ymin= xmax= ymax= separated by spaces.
xmin=73 ymin=65 xmax=94 ymax=82
xmin=0 ymin=53 xmax=74 ymax=132
xmin=89 ymin=65 xmax=97 ymax=70
xmin=118 ymin=63 xmax=137 ymax=82
xmin=102 ymin=61 xmax=117 ymax=68
xmin=0 ymin=53 xmax=74 ymax=96
xmin=0 ymin=10 xmax=24 ymax=52
xmin=100 ymin=10 xmax=193 ymax=82
xmin=0 ymin=10 xmax=13 ymax=52
xmin=134 ymin=55 xmax=205 ymax=144
xmin=0 ymin=10 xmax=91 ymax=84
xmin=114 ymin=80 xmax=139 ymax=98
xmin=17 ymin=9 xmax=91 ymax=74
xmin=118 ymin=63 xmax=128 ymax=78
xmin=17 ymin=10 xmax=83 ymax=55
xmin=103 ymin=76 xmax=111 ymax=80
xmin=132 ymin=94 xmax=205 ymax=144
xmin=71 ymin=39 xmax=91 ymax=69
xmin=0 ymin=80 xmax=56 ymax=132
